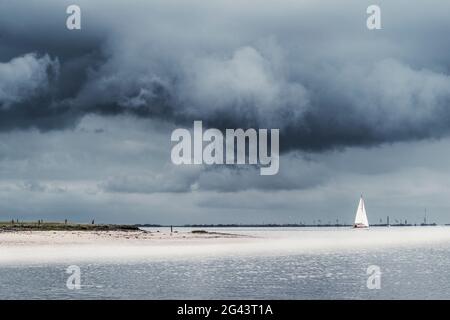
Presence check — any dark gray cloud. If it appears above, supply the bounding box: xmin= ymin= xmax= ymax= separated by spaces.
xmin=1 ymin=0 xmax=450 ymax=152
xmin=0 ymin=53 xmax=59 ymax=108
xmin=100 ymin=157 xmax=329 ymax=194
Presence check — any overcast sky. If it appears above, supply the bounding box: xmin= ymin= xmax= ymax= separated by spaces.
xmin=1 ymin=0 xmax=450 ymax=224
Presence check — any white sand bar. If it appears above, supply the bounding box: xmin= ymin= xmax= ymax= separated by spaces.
xmin=2 ymin=227 xmax=450 ymax=265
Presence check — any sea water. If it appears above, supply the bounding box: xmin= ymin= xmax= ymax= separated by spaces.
xmin=1 ymin=227 xmax=450 ymax=299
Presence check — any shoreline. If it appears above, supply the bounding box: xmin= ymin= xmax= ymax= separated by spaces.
xmin=1 ymin=221 xmax=441 ymax=233
xmin=0 ymin=229 xmax=253 ymax=265
xmin=0 ymin=229 xmax=247 ymax=245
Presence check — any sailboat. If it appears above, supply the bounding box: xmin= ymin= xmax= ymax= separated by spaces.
xmin=353 ymin=195 xmax=369 ymax=228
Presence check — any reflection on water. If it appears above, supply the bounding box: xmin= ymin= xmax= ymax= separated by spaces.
xmin=1 ymin=244 xmax=449 ymax=299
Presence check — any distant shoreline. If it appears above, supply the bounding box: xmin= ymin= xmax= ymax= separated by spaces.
xmin=0 ymin=221 xmax=440 ymax=232
xmin=0 ymin=221 xmax=139 ymax=232
xmin=138 ymin=223 xmax=439 ymax=228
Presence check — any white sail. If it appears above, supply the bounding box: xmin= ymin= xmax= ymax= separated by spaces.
xmin=354 ymin=196 xmax=369 ymax=228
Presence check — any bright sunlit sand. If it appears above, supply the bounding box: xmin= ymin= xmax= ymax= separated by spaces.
xmin=1 ymin=227 xmax=450 ymax=265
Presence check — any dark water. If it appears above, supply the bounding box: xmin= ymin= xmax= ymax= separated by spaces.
xmin=1 ymin=246 xmax=449 ymax=299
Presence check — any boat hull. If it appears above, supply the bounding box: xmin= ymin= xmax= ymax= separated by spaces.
xmin=353 ymin=223 xmax=369 ymax=229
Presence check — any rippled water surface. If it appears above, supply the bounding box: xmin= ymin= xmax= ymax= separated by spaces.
xmin=1 ymin=228 xmax=450 ymax=299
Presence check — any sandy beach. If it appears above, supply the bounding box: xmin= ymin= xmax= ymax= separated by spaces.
xmin=0 ymin=229 xmax=254 ymax=265
xmin=0 ymin=229 xmax=244 ymax=246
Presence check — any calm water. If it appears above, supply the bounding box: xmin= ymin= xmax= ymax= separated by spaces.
xmin=1 ymin=228 xmax=450 ymax=299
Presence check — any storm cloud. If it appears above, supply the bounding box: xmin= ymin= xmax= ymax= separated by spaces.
xmin=1 ymin=0 xmax=450 ymax=152
xmin=0 ymin=53 xmax=59 ymax=108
